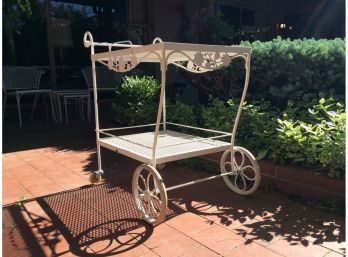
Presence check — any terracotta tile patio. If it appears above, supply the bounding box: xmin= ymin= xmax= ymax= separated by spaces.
xmin=2 ymin=120 xmax=346 ymax=257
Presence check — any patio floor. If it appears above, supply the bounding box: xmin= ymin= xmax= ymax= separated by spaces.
xmin=2 ymin=120 xmax=346 ymax=257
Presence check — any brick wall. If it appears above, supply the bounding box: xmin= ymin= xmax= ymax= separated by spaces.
xmin=201 ymin=152 xmax=345 ymax=202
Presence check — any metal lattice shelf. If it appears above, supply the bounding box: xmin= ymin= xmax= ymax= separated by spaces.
xmin=99 ymin=130 xmax=231 ymax=164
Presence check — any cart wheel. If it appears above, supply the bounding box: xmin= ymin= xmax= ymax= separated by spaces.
xmin=132 ymin=164 xmax=168 ymax=226
xmin=156 ymin=163 xmax=166 ymax=170
xmin=220 ymin=147 xmax=261 ymax=195
xmin=90 ymin=173 xmax=102 ymax=184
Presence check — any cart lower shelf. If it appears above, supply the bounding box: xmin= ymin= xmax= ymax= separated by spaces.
xmin=99 ymin=130 xmax=231 ymax=164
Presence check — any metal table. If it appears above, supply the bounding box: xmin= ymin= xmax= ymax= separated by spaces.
xmin=83 ymin=32 xmax=261 ymax=226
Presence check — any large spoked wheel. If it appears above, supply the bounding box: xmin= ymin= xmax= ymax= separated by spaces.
xmin=132 ymin=164 xmax=168 ymax=226
xmin=220 ymin=147 xmax=261 ymax=195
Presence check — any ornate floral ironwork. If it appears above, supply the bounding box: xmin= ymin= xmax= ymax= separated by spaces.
xmin=105 ymin=55 xmax=138 ymax=72
xmin=169 ymin=50 xmax=246 ymax=73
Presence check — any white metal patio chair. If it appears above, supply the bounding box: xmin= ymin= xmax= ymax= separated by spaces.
xmin=81 ymin=65 xmax=125 ymax=124
xmin=3 ymin=66 xmax=56 ymax=127
xmin=52 ymin=89 xmax=90 ymax=124
xmin=81 ymin=66 xmax=123 ymax=93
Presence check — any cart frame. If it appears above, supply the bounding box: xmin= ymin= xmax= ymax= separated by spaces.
xmin=83 ymin=32 xmax=260 ymax=225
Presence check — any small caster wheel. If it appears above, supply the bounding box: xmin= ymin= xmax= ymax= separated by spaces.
xmin=156 ymin=163 xmax=166 ymax=170
xmin=90 ymin=173 xmax=102 ymax=184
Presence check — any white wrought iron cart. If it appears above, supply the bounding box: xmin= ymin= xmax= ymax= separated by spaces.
xmin=83 ymin=32 xmax=261 ymax=226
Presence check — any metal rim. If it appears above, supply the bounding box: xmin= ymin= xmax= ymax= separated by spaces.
xmin=220 ymin=146 xmax=261 ymax=195
xmin=132 ymin=164 xmax=168 ymax=226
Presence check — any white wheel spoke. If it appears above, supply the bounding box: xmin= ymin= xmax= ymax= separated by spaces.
xmin=150 ymin=179 xmax=159 ymax=194
xmin=146 ymin=172 xmax=154 ymax=191
xmin=234 ymin=151 xmax=245 ymax=170
xmin=139 ymin=174 xmax=146 ymax=189
xmin=234 ymin=173 xmax=246 ymax=191
xmin=241 ymin=172 xmax=256 ymax=181
xmin=150 ymin=192 xmax=161 ymax=202
xmin=149 ymin=198 xmax=158 ymax=217
xmin=137 ymin=185 xmax=145 ymax=194
xmin=240 ymin=165 xmax=256 ymax=181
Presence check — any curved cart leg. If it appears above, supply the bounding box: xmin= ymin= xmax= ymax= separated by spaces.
xmin=132 ymin=164 xmax=168 ymax=226
xmin=220 ymin=146 xmax=261 ymax=195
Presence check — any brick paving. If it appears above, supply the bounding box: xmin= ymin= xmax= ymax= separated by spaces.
xmin=2 ymin=120 xmax=346 ymax=257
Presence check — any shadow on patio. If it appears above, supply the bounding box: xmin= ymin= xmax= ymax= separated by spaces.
xmin=3 ymin=181 xmax=183 ymax=257
xmin=3 ymin=120 xmax=345 ymax=256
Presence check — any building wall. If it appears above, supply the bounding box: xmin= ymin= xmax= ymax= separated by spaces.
xmin=148 ymin=0 xmax=344 ymax=43
xmin=150 ymin=0 xmax=286 ymax=43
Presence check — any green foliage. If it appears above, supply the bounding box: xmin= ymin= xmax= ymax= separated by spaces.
xmin=202 ymin=97 xmax=279 ymax=159
xmin=241 ymin=37 xmax=345 ymax=104
xmin=201 ymin=97 xmax=345 ymax=179
xmin=276 ymin=98 xmax=345 ymax=178
xmin=167 ymin=100 xmax=196 ymax=126
xmin=187 ymin=38 xmax=345 ymax=105
xmin=111 ymin=77 xmax=345 ymax=179
xmin=111 ymin=76 xmax=160 ymax=125
xmin=4 ymin=0 xmax=47 ymax=65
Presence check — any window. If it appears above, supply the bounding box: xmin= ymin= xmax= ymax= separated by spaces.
xmin=217 ymin=4 xmax=255 ymax=27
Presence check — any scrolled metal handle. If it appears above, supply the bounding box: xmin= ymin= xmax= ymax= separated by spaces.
xmin=152 ymin=37 xmax=163 ymax=44
xmin=83 ymin=31 xmax=94 ymax=48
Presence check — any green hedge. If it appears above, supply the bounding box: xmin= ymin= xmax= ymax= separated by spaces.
xmin=113 ymin=77 xmax=346 ymax=178
xmin=202 ymin=97 xmax=345 ymax=179
xmin=112 ymin=75 xmax=345 ymax=179
xmin=187 ymin=37 xmax=345 ymax=105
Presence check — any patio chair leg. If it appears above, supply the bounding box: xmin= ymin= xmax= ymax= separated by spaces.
xmin=75 ymin=100 xmax=79 ymax=115
xmin=30 ymin=93 xmax=39 ymax=120
xmin=16 ymin=93 xmax=23 ymax=127
xmin=3 ymin=94 xmax=7 ymax=121
xmin=64 ymin=98 xmax=69 ymax=125
xmin=81 ymin=99 xmax=85 ymax=120
xmin=42 ymin=94 xmax=49 ymax=119
xmin=58 ymin=95 xmax=63 ymax=122
xmin=49 ymin=92 xmax=57 ymax=122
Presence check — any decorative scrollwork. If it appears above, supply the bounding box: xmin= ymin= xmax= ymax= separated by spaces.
xmin=103 ymin=54 xmax=138 ymax=72
xmin=192 ymin=51 xmax=233 ymax=69
xmin=168 ymin=50 xmax=246 ymax=73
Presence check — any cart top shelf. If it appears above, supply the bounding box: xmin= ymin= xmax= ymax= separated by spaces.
xmin=87 ymin=37 xmax=251 ymax=73
xmin=92 ymin=41 xmax=251 ymax=62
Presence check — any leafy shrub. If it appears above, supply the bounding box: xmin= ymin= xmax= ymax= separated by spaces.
xmin=111 ymin=76 xmax=159 ymax=125
xmin=167 ymin=100 xmax=196 ymax=126
xmin=202 ymin=97 xmax=279 ymax=159
xmin=276 ymin=98 xmax=345 ymax=178
xmin=243 ymin=38 xmax=345 ymax=104
xmin=111 ymin=77 xmax=345 ymax=178
xmin=201 ymin=97 xmax=345 ymax=178
xmin=186 ymin=38 xmax=345 ymax=105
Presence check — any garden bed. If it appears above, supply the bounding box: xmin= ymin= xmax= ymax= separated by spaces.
xmin=200 ymin=152 xmax=345 ymax=202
